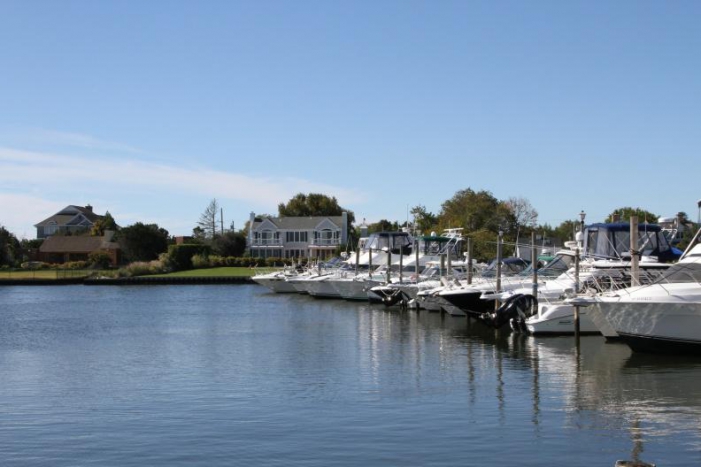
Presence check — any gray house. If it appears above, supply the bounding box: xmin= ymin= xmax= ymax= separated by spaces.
xmin=248 ymin=212 xmax=348 ymax=259
xmin=34 ymin=205 xmax=105 ymax=239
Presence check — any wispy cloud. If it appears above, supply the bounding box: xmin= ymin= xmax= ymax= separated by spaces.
xmin=0 ymin=193 xmax=65 ymax=238
xmin=0 ymin=146 xmax=366 ymax=236
xmin=0 ymin=147 xmax=364 ymax=205
xmin=11 ymin=128 xmax=146 ymax=154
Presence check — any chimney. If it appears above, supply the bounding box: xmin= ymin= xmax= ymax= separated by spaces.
xmin=85 ymin=204 xmax=93 ymax=213
xmin=612 ymin=211 xmax=620 ymax=223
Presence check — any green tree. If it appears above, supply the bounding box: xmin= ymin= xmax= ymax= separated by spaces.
xmin=278 ymin=193 xmax=355 ymax=224
xmin=0 ymin=225 xmax=20 ymax=266
xmin=410 ymin=205 xmax=438 ymax=234
xmin=368 ymin=219 xmax=400 ymax=233
xmin=438 ymin=188 xmax=515 ymax=235
xmin=119 ymin=223 xmax=170 ymax=262
xmin=213 ymin=231 xmax=247 ymax=257
xmin=606 ymin=207 xmax=660 ymax=224
xmin=90 ymin=211 xmax=118 ymax=236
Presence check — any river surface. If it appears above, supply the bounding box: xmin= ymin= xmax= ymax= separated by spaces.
xmin=1 ymin=284 xmax=700 ymax=466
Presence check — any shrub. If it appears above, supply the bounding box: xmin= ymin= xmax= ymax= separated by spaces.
xmin=21 ymin=261 xmax=48 ymax=270
xmin=62 ymin=261 xmax=88 ymax=270
xmin=88 ymin=251 xmax=112 ymax=269
xmin=166 ymin=244 xmax=211 ymax=271
xmin=118 ymin=259 xmax=168 ymax=277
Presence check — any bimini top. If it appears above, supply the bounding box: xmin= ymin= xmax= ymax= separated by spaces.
xmin=365 ymin=231 xmax=413 ymax=254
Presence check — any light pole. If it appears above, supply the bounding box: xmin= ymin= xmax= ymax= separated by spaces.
xmin=697 ymin=199 xmax=701 ymax=225
xmin=579 ymin=210 xmax=586 ymax=233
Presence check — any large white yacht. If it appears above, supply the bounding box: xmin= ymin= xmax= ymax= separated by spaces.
xmin=576 ymin=230 xmax=701 ymax=353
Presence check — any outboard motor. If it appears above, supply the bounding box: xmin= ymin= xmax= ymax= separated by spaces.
xmin=381 ymin=288 xmax=408 ymax=308
xmin=480 ymin=294 xmax=537 ymax=330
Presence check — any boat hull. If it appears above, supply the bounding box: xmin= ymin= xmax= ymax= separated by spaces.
xmin=596 ymin=300 xmax=701 ymax=354
xmin=525 ymin=304 xmax=599 ymax=335
xmin=439 ymin=289 xmax=493 ymax=316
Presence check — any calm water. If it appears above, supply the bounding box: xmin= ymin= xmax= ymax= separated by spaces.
xmin=1 ymin=285 xmax=700 ymax=466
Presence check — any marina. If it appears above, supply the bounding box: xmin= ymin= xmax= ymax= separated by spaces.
xmin=2 ymin=284 xmax=701 ymax=466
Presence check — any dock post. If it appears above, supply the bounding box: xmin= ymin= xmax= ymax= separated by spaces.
xmin=368 ymin=247 xmax=373 ymax=277
xmin=574 ymin=246 xmax=581 ymax=337
xmin=630 ymin=216 xmax=640 ymax=287
xmin=355 ymin=239 xmax=360 ymax=275
xmin=415 ymin=238 xmax=420 ymax=280
xmin=399 ymin=247 xmax=403 ymax=283
xmin=386 ymin=248 xmax=392 ymax=284
xmin=466 ymin=237 xmax=473 ymax=285
xmin=531 ymin=231 xmax=538 ymax=317
xmin=495 ymin=230 xmax=503 ymax=311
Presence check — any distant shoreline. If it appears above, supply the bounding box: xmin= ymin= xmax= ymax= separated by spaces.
xmin=0 ymin=276 xmax=255 ymax=286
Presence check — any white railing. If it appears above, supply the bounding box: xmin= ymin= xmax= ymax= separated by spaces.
xmin=250 ymin=239 xmax=283 ymax=246
xmin=310 ymin=238 xmax=340 ymax=246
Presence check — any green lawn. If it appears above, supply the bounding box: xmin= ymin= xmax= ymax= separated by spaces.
xmin=151 ymin=267 xmax=258 ymax=278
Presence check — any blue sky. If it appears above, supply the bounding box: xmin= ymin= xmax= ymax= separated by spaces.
xmin=1 ymin=1 xmax=700 ymax=238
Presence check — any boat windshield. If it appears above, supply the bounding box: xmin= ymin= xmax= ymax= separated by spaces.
xmin=482 ymin=258 xmax=530 ymax=277
xmin=519 ymin=254 xmax=574 ymax=278
xmin=655 ymin=261 xmax=701 ymax=283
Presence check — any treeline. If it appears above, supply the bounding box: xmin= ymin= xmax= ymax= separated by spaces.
xmin=2 ymin=191 xmax=695 ymax=270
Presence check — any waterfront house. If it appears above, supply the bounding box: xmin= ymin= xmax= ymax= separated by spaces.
xmin=38 ymin=231 xmax=121 ymax=266
xmin=34 ymin=205 xmax=106 ymax=239
xmin=247 ymin=212 xmax=349 ymax=259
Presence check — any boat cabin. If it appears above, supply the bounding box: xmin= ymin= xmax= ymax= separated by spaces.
xmin=583 ymin=222 xmax=679 ymax=262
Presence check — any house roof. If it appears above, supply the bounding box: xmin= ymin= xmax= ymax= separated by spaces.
xmin=39 ymin=235 xmax=120 ymax=253
xmin=253 ymin=216 xmax=344 ymax=230
xmin=35 ymin=205 xmax=104 ymax=228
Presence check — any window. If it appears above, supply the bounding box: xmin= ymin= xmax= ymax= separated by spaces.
xmin=45 ymin=222 xmax=58 ymax=236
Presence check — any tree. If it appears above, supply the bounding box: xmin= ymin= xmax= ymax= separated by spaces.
xmin=605 ymin=207 xmax=660 ymax=224
xmin=119 ymin=223 xmax=170 ymax=262
xmin=367 ymin=219 xmax=400 ymax=233
xmin=0 ymin=225 xmax=20 ymax=266
xmin=213 ymin=231 xmax=247 ymax=257
xmin=278 ymin=193 xmax=355 ymax=225
xmin=506 ymin=196 xmax=538 ymax=240
xmin=197 ymin=199 xmax=221 ymax=239
xmin=410 ymin=205 xmax=438 ymax=234
xmin=90 ymin=211 xmax=118 ymax=236
xmin=438 ymin=188 xmax=515 ymax=235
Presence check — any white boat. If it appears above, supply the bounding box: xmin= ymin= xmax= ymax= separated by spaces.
xmin=330 ymin=229 xmax=465 ymax=302
xmin=524 ymin=303 xmax=600 ymax=334
xmin=444 ymin=222 xmax=677 ymax=324
xmin=251 ymin=267 xmax=303 ymax=293
xmin=577 ymin=233 xmax=701 ymax=354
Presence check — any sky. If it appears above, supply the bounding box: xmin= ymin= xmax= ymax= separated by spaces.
xmin=1 ymin=0 xmax=700 ymax=239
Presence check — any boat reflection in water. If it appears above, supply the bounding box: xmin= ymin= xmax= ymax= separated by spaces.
xmin=431 ymin=313 xmax=700 ymax=466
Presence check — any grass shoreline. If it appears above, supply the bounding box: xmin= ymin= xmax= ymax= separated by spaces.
xmin=1 ymin=266 xmax=261 ymax=282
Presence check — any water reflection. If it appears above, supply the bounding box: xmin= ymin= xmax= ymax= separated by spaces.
xmin=2 ymin=285 xmax=700 ymax=466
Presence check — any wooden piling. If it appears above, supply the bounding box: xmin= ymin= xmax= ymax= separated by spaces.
xmin=466 ymin=237 xmax=473 ymax=285
xmin=630 ymin=216 xmax=640 ymax=287
xmin=574 ymin=246 xmax=581 ymax=337
xmin=531 ymin=231 xmax=538 ymax=316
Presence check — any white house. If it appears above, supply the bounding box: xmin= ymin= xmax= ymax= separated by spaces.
xmin=247 ymin=212 xmax=349 ymax=259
